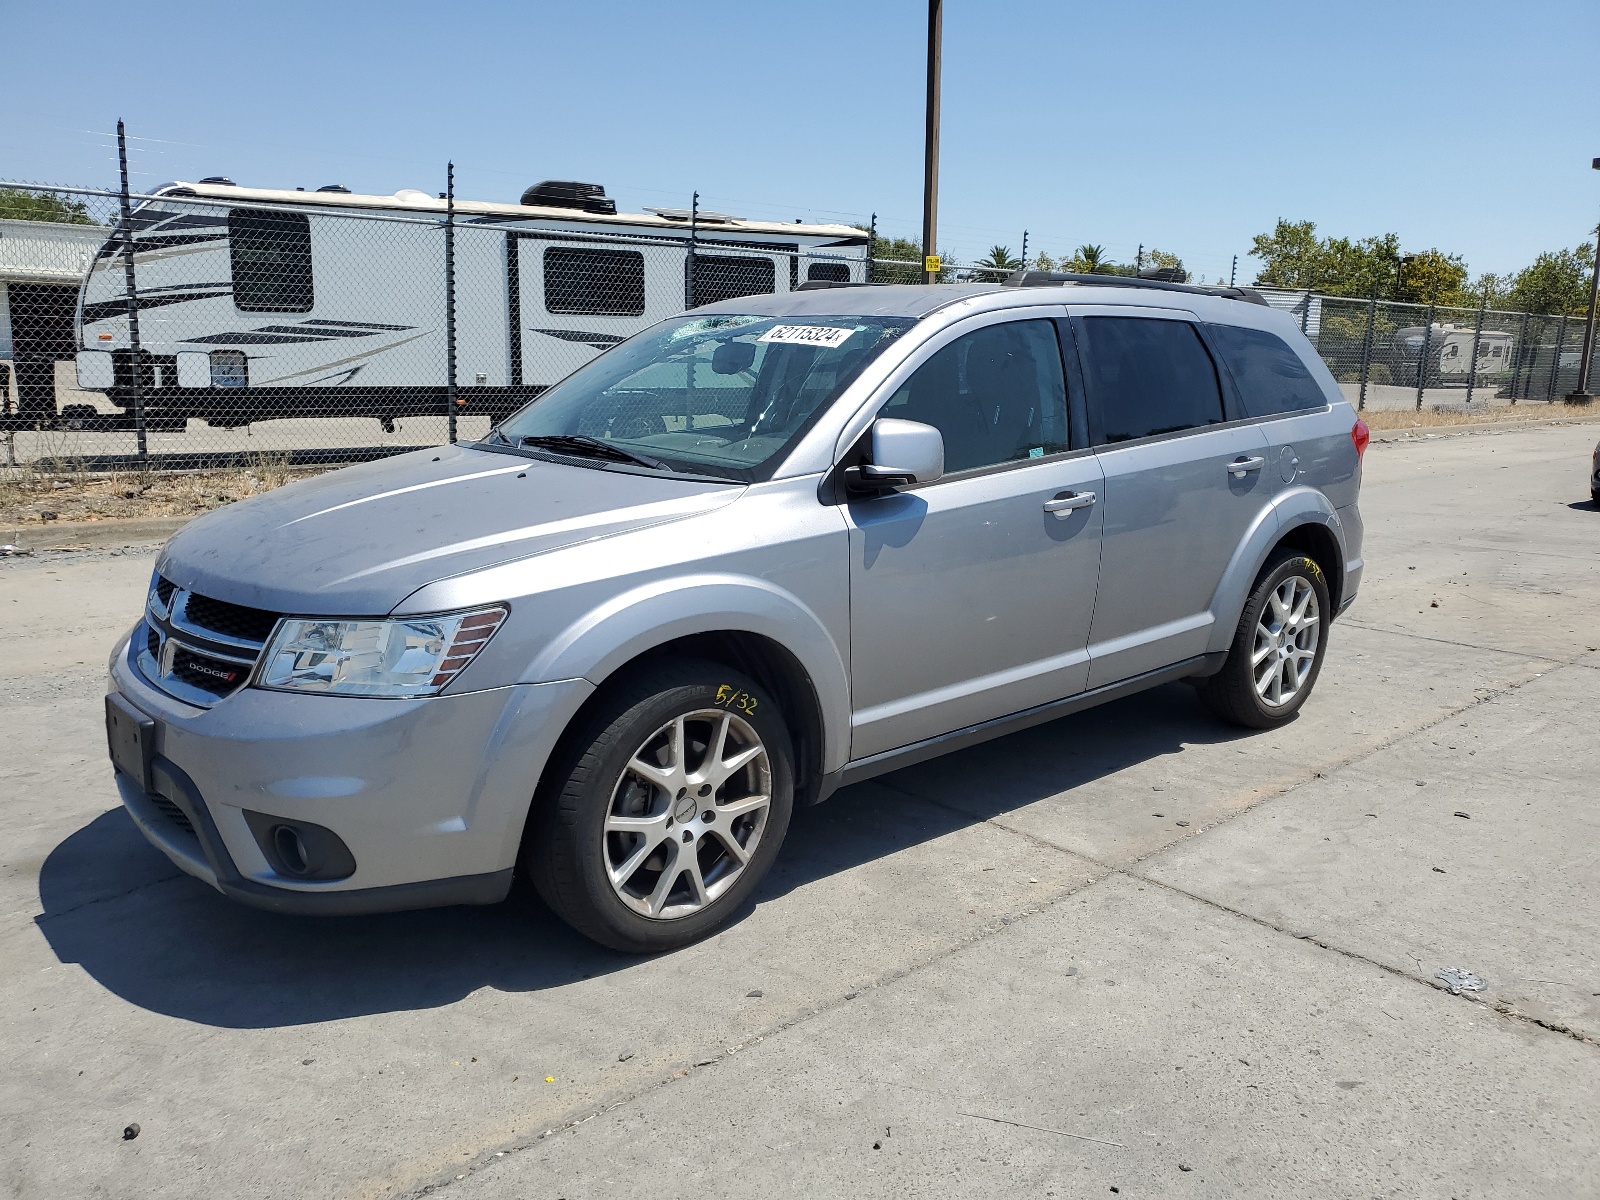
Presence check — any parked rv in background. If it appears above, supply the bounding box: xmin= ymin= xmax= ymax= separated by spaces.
xmin=1389 ymin=323 xmax=1517 ymax=387
xmin=72 ymin=180 xmax=869 ymax=428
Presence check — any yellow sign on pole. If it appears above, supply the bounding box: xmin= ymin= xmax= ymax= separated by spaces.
xmin=924 ymin=255 xmax=942 ymax=274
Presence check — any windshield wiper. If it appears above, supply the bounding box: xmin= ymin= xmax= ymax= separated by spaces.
xmin=483 ymin=426 xmax=513 ymax=446
xmin=517 ymin=434 xmax=669 ymax=471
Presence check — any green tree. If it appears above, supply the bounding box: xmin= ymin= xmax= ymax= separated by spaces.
xmin=973 ymin=244 xmax=1022 ymax=274
xmin=0 ymin=188 xmax=98 ymax=225
xmin=1396 ymin=249 xmax=1470 ymax=307
xmin=1502 ymin=243 xmax=1595 ymax=316
xmin=857 ymin=231 xmax=954 ymax=283
xmin=1065 ymin=243 xmax=1114 ymax=274
xmin=1249 ymin=219 xmax=1401 ymax=298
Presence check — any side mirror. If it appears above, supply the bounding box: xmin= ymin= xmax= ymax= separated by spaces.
xmin=711 ymin=340 xmax=757 ymax=375
xmin=849 ymin=418 xmax=944 ymax=491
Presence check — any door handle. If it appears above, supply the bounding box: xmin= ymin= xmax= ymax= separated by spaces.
xmin=1227 ymin=456 xmax=1266 ymax=477
xmin=1044 ymin=490 xmax=1097 ymax=517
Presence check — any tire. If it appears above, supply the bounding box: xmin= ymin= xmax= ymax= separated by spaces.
xmin=526 ymin=657 xmax=794 ymax=953
xmin=1197 ymin=549 xmax=1332 ymax=730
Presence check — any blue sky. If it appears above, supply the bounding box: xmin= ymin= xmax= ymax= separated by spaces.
xmin=3 ymin=0 xmax=1597 ymax=281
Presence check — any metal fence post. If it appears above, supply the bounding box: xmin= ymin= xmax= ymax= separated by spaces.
xmin=685 ymin=192 xmax=698 ymax=308
xmin=1300 ymin=291 xmax=1312 ymax=336
xmin=866 ymin=212 xmax=877 ymax=284
xmin=1357 ymin=286 xmax=1377 ymax=411
xmin=116 ymin=120 xmax=148 ymax=459
xmin=445 ymin=162 xmax=457 ymax=444
xmin=1510 ymin=311 xmax=1531 ymax=403
xmin=1465 ymin=292 xmax=1487 ymax=405
xmin=1230 ymin=255 xmax=1237 ymax=287
xmin=1414 ymin=305 xmax=1434 ymax=410
xmin=1546 ymin=315 xmax=1568 ymax=399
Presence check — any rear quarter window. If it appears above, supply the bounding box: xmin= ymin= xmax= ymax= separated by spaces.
xmin=1209 ymin=323 xmax=1328 ymax=417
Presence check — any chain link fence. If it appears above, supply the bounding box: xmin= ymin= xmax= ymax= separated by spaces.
xmin=1 ymin=177 xmax=1590 ymax=474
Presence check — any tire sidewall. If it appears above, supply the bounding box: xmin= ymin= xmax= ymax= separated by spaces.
xmin=556 ymin=667 xmax=794 ymax=950
xmin=1237 ymin=553 xmax=1332 ymax=723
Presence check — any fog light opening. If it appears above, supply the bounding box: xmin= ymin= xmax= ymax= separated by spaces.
xmin=272 ymin=825 xmax=310 ymax=876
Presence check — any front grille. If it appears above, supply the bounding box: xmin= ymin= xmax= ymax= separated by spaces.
xmin=183 ymin=592 xmax=280 ymax=643
xmin=149 ymin=793 xmax=196 ymax=836
xmin=170 ymin=643 xmax=252 ymax=692
xmin=140 ymin=575 xmax=280 ymax=706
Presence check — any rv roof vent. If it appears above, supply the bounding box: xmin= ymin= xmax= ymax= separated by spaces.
xmin=198 ymin=176 xmax=236 ymax=186
xmin=520 ymin=180 xmax=617 ymax=214
xmin=316 ymin=184 xmax=352 ymax=194
xmin=393 ymin=189 xmax=434 ymax=204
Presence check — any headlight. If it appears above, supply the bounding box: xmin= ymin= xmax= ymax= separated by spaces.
xmin=257 ymin=607 xmax=507 ymax=697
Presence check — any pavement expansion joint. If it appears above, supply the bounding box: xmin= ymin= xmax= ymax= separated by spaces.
xmin=1121 ymin=869 xmax=1600 ymax=1053
xmin=1338 ymin=619 xmax=1568 ymax=663
xmin=33 ymin=871 xmax=189 ymax=924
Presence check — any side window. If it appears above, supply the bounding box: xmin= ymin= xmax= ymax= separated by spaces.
xmin=879 ymin=319 xmax=1069 ymax=473
xmin=807 ymin=261 xmax=851 ymax=283
xmin=1207 ymin=323 xmax=1328 ymax=417
xmin=1077 ymin=316 xmax=1224 ymax=444
xmin=544 ymin=247 xmax=646 ymax=316
xmin=229 ymin=208 xmax=313 ymax=313
xmin=689 ymin=255 xmax=776 ymax=307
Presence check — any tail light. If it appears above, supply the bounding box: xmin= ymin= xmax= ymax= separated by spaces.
xmin=1351 ymin=418 xmax=1370 ymax=460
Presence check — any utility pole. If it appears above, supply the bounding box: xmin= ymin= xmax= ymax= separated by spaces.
xmin=921 ymin=0 xmax=942 ymax=284
xmin=1565 ymin=159 xmax=1600 ymax=403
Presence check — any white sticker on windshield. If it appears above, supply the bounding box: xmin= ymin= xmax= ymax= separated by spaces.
xmin=758 ymin=325 xmax=855 ymax=348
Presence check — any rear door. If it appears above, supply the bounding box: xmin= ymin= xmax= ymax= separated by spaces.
xmin=1205 ymin=320 xmax=1359 ymax=512
xmin=1071 ymin=308 xmax=1275 ymax=689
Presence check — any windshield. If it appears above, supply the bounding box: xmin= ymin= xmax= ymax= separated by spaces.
xmin=490 ymin=313 xmax=916 ymax=481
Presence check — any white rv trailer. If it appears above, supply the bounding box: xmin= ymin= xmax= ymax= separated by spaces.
xmin=73 ymin=179 xmax=869 ymax=428
xmin=1390 ymin=323 xmax=1516 ymax=384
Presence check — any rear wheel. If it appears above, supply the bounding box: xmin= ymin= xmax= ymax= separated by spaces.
xmin=1197 ymin=550 xmax=1331 ymax=729
xmin=526 ymin=659 xmax=793 ymax=952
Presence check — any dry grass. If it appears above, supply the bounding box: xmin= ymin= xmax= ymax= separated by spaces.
xmin=0 ymin=453 xmax=318 ymax=526
xmin=1361 ymin=403 xmax=1596 ymax=431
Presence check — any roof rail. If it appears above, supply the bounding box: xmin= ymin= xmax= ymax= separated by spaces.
xmin=795 ymin=280 xmax=888 ymax=291
xmin=1002 ymin=270 xmax=1269 ymax=306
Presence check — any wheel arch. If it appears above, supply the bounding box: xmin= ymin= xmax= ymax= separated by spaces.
xmin=1207 ymin=490 xmax=1348 ymax=656
xmin=523 ymin=573 xmax=847 ymax=797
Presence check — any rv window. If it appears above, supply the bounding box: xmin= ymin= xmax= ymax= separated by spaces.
xmin=228 ymin=209 xmax=314 ymax=313
xmin=807 ymin=262 xmax=851 ymax=283
xmin=544 ymin=247 xmax=646 ymax=316
xmin=689 ymin=255 xmax=776 ymax=308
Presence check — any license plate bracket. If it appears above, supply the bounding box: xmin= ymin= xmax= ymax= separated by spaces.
xmin=105 ymin=693 xmax=155 ymax=792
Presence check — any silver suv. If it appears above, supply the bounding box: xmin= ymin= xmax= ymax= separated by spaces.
xmin=105 ymin=277 xmax=1367 ymax=951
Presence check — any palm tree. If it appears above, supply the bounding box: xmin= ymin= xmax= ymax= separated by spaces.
xmin=1070 ymin=244 xmax=1111 ymax=274
xmin=974 ymin=244 xmax=1023 ymax=276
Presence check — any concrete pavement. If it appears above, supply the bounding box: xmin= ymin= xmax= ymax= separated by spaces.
xmin=1 ymin=422 xmax=1596 ymax=1199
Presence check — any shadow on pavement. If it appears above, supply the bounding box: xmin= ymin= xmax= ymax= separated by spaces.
xmin=36 ymin=682 xmax=1245 ymax=1029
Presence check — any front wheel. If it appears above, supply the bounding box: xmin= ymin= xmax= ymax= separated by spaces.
xmin=1197 ymin=550 xmax=1331 ymax=729
xmin=526 ymin=659 xmax=794 ymax=952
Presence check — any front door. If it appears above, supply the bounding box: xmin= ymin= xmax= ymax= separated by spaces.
xmin=846 ymin=315 xmax=1104 ymax=760
xmin=1073 ymin=309 xmax=1276 ymax=688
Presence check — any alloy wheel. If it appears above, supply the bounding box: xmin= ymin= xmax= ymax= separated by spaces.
xmin=602 ymin=709 xmax=772 ymax=920
xmin=1252 ymin=574 xmax=1320 ymax=708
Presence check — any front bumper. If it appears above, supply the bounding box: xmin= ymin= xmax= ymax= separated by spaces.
xmin=108 ymin=631 xmax=594 ymax=913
